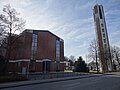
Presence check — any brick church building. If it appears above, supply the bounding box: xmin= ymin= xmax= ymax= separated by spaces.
xmin=7 ymin=29 xmax=65 ymax=73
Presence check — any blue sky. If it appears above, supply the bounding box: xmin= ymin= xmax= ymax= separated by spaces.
xmin=0 ymin=0 xmax=120 ymax=61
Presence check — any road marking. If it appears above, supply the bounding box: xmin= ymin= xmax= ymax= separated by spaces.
xmin=62 ymin=77 xmax=102 ymax=90
xmin=62 ymin=77 xmax=101 ymax=88
xmin=92 ymin=78 xmax=101 ymax=82
xmin=62 ymin=82 xmax=80 ymax=87
xmin=63 ymin=81 xmax=100 ymax=90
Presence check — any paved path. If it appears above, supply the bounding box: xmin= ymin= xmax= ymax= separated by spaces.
xmin=0 ymin=74 xmax=100 ymax=89
xmin=1 ymin=74 xmax=120 ymax=90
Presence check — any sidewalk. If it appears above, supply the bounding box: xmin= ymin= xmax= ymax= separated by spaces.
xmin=104 ymin=71 xmax=120 ymax=76
xmin=0 ymin=74 xmax=102 ymax=89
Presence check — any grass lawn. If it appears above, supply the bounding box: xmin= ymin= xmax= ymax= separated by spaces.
xmin=89 ymin=70 xmax=103 ymax=74
xmin=64 ymin=70 xmax=73 ymax=72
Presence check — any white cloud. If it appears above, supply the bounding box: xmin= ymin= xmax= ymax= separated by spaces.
xmin=0 ymin=0 xmax=119 ymax=61
xmin=0 ymin=0 xmax=32 ymax=10
xmin=0 ymin=0 xmax=97 ymax=61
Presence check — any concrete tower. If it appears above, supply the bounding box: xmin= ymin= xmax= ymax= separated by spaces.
xmin=93 ymin=4 xmax=112 ymax=72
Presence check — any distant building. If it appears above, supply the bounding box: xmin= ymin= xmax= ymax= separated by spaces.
xmin=93 ymin=4 xmax=112 ymax=72
xmin=88 ymin=61 xmax=99 ymax=71
xmin=63 ymin=61 xmax=74 ymax=70
xmin=8 ymin=29 xmax=65 ymax=73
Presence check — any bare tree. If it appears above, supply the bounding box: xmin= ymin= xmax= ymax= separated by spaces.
xmin=88 ymin=39 xmax=99 ymax=72
xmin=69 ymin=55 xmax=76 ymax=62
xmin=64 ymin=56 xmax=69 ymax=61
xmin=0 ymin=4 xmax=25 ymax=65
xmin=111 ymin=46 xmax=120 ymax=70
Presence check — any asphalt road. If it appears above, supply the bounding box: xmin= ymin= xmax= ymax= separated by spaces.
xmin=3 ymin=74 xmax=120 ymax=90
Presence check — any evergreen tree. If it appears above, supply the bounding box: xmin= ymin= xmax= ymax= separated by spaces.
xmin=74 ymin=56 xmax=89 ymax=72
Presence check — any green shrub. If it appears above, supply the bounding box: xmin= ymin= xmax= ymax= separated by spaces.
xmin=0 ymin=74 xmax=28 ymax=83
xmin=74 ymin=56 xmax=89 ymax=72
xmin=0 ymin=55 xmax=6 ymax=75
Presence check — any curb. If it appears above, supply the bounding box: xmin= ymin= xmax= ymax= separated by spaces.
xmin=0 ymin=74 xmax=102 ymax=89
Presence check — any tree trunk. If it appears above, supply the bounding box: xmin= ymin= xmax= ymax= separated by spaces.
xmin=116 ymin=53 xmax=120 ymax=68
xmin=95 ymin=50 xmax=99 ymax=72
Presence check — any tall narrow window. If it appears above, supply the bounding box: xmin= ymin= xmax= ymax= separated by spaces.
xmin=103 ymin=39 xmax=106 ymax=43
xmin=103 ymin=33 xmax=105 ymax=38
xmin=31 ymin=32 xmax=38 ymax=60
xmin=56 ymin=40 xmax=60 ymax=63
xmin=104 ymin=44 xmax=107 ymax=48
xmin=102 ymin=28 xmax=104 ymax=32
xmin=101 ymin=24 xmax=103 ymax=27
xmin=99 ymin=6 xmax=103 ymax=19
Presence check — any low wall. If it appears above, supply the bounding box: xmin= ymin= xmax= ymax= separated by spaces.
xmin=27 ymin=72 xmax=89 ymax=80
